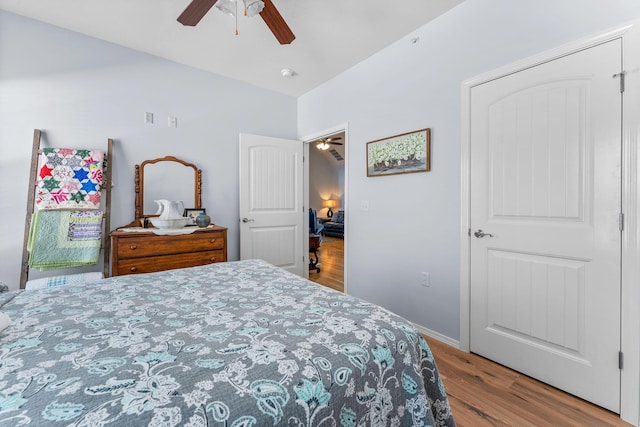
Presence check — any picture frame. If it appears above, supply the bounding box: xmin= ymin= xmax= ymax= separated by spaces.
xmin=184 ymin=208 xmax=206 ymax=226
xmin=366 ymin=128 xmax=431 ymax=177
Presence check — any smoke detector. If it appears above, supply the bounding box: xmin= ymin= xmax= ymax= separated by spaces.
xmin=281 ymin=68 xmax=296 ymax=78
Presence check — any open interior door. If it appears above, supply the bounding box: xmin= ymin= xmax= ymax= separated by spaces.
xmin=239 ymin=133 xmax=304 ymax=276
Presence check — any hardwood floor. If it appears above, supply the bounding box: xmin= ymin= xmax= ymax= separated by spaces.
xmin=308 ymin=237 xmax=344 ymax=292
xmin=427 ymin=338 xmax=630 ymax=427
xmin=306 ymin=238 xmax=628 ymax=426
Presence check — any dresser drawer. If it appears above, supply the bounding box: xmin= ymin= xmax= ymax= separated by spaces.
xmin=115 ymin=250 xmax=226 ymax=275
xmin=110 ymin=226 xmax=227 ymax=277
xmin=116 ymin=232 xmax=225 ymax=259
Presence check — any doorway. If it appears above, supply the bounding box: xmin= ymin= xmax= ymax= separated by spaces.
xmin=303 ymin=126 xmax=347 ymax=292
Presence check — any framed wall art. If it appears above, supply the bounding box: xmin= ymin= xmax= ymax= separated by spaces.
xmin=366 ymin=128 xmax=431 ymax=177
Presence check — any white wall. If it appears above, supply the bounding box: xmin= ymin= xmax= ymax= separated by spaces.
xmin=0 ymin=11 xmax=297 ymax=289
xmin=298 ymin=0 xmax=640 ymax=341
xmin=309 ymin=148 xmax=344 ymax=218
xmin=4 ymin=1 xmax=640 ymax=341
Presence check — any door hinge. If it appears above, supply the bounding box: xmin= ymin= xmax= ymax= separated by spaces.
xmin=468 ymin=228 xmax=471 ymax=237
xmin=619 ymin=212 xmax=624 ymax=232
xmin=619 ymin=351 xmax=624 ymax=370
xmin=613 ymin=71 xmax=626 ymax=93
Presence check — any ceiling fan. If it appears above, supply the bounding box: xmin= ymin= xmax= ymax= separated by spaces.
xmin=177 ymin=0 xmax=295 ymax=45
xmin=316 ymin=136 xmax=343 ymax=150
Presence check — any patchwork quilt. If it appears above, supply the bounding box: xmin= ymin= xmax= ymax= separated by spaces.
xmin=36 ymin=148 xmax=104 ymax=209
xmin=27 ymin=210 xmax=103 ymax=271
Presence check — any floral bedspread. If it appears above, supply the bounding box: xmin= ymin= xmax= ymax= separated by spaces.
xmin=0 ymin=260 xmax=455 ymax=426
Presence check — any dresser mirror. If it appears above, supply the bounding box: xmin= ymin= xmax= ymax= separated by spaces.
xmin=134 ymin=156 xmax=202 ymax=225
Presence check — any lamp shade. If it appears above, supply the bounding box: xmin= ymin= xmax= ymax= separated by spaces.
xmin=324 ymin=199 xmax=338 ymax=209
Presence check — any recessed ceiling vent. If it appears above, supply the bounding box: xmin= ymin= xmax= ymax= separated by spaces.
xmin=329 ymin=149 xmax=344 ymax=161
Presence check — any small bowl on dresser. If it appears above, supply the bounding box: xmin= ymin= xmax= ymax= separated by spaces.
xmin=149 ymin=217 xmax=189 ymax=229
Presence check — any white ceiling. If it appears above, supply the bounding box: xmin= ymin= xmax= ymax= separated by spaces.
xmin=0 ymin=0 xmax=463 ymax=96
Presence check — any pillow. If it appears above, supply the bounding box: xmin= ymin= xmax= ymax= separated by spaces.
xmin=332 ymin=211 xmax=344 ymax=223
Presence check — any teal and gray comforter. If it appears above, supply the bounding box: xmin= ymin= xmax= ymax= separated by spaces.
xmin=0 ymin=259 xmax=455 ymax=426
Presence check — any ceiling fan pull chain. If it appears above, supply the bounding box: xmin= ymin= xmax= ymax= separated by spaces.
xmin=235 ymin=0 xmax=238 ymax=35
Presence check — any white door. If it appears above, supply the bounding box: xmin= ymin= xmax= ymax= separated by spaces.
xmin=239 ymin=133 xmax=305 ymax=276
xmin=470 ymin=40 xmax=622 ymax=411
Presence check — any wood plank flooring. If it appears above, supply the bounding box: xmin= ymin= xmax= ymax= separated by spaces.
xmin=306 ymin=237 xmax=628 ymax=426
xmin=308 ymin=237 xmax=343 ymax=292
xmin=426 ymin=338 xmax=630 ymax=427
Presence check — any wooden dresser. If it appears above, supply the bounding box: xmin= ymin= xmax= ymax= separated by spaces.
xmin=110 ymin=225 xmax=227 ymax=276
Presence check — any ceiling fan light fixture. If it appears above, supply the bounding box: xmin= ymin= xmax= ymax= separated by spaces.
xmin=215 ymin=0 xmax=237 ymax=16
xmin=316 ymin=142 xmax=330 ymax=151
xmin=243 ymin=0 xmax=264 ymax=17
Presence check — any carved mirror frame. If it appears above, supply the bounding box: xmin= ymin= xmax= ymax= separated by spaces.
xmin=133 ymin=156 xmax=202 ymax=225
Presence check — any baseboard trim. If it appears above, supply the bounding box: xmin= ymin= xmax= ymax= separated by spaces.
xmin=413 ymin=323 xmax=461 ymax=349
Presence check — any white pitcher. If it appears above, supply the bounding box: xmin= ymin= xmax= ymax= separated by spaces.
xmin=156 ymin=199 xmax=184 ymax=219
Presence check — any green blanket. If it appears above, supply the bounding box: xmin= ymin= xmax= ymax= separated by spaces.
xmin=27 ymin=210 xmax=103 ymax=271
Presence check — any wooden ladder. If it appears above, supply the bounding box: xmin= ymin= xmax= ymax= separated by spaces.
xmin=19 ymin=129 xmax=114 ymax=289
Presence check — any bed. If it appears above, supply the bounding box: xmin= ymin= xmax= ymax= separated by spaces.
xmin=0 ymin=259 xmax=455 ymax=426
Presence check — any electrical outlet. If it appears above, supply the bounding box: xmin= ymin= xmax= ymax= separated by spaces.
xmin=168 ymin=116 xmax=178 ymax=128
xmin=421 ymin=272 xmax=431 ymax=287
xmin=360 ymin=200 xmax=369 ymax=211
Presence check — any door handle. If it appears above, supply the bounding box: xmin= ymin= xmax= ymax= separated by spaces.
xmin=242 ymin=218 xmax=255 ymax=223
xmin=474 ymin=229 xmax=494 ymax=238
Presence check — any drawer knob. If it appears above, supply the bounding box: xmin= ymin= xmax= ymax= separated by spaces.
xmin=209 ymin=257 xmax=216 ymax=262
xmin=130 ymin=245 xmax=137 ymax=250
xmin=130 ymin=267 xmax=137 ymax=272
xmin=209 ymin=239 xmax=216 ymax=244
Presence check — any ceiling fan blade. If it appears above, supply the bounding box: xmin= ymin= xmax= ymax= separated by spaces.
xmin=260 ymin=0 xmax=295 ymax=45
xmin=178 ymin=0 xmax=218 ymax=26
xmin=331 ymin=142 xmax=343 ymax=145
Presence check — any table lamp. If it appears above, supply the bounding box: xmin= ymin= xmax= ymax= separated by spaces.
xmin=324 ymin=199 xmax=337 ymax=218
